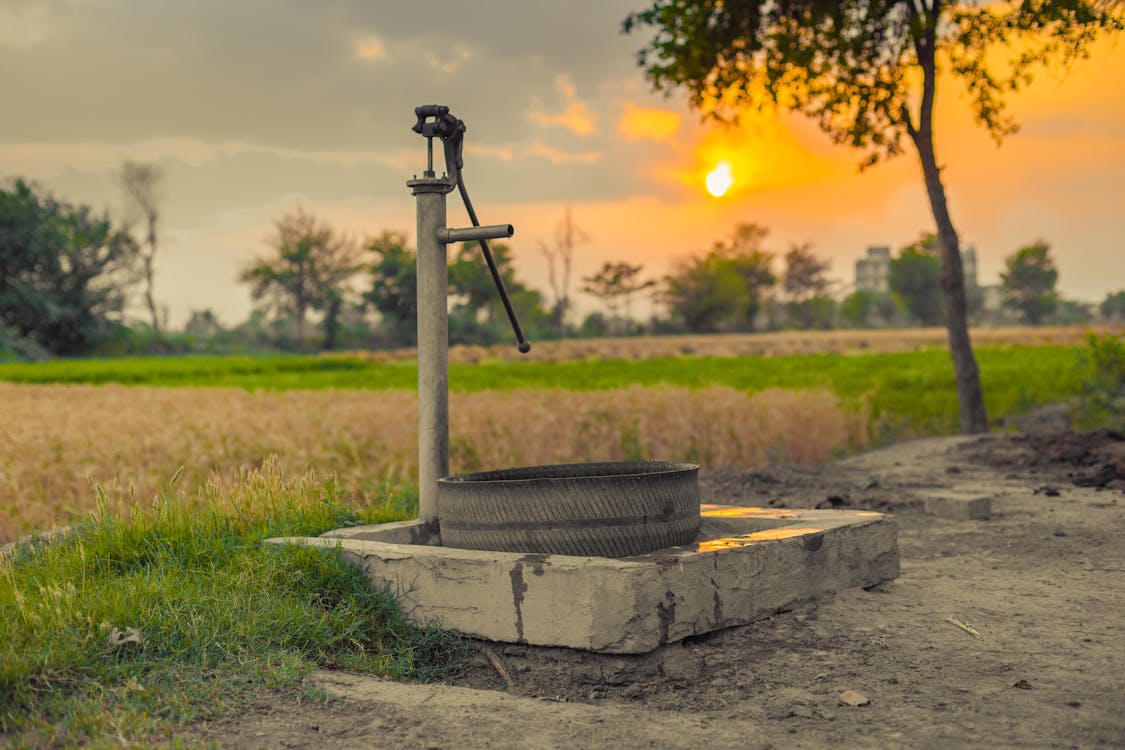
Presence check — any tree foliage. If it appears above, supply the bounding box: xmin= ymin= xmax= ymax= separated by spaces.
xmin=364 ymin=230 xmax=418 ymax=347
xmin=364 ymin=235 xmax=552 ymax=348
xmin=662 ymin=223 xmax=776 ymax=333
xmin=582 ymin=261 xmax=655 ymax=333
xmin=1101 ymin=290 xmax=1125 ymax=322
xmin=840 ymin=291 xmax=879 ymax=328
xmin=625 ymin=0 xmax=1122 ymax=166
xmin=783 ymin=243 xmax=833 ymax=328
xmin=448 ymin=242 xmax=522 ymax=321
xmin=1001 ymin=240 xmax=1059 ymax=324
xmin=448 ymin=242 xmax=552 ymax=345
xmin=239 ymin=206 xmax=361 ymax=348
xmin=1 ymin=178 xmax=138 ymax=356
xmin=889 ymin=235 xmax=943 ymax=326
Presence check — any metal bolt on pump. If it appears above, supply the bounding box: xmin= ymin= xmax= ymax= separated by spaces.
xmin=408 ymin=104 xmax=531 ymax=527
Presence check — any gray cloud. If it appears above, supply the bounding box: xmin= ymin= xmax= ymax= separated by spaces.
xmin=0 ymin=0 xmax=649 ymax=149
xmin=0 ymin=0 xmax=675 ymax=267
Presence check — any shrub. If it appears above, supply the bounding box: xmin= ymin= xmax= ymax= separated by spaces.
xmin=1075 ymin=332 xmax=1125 ymax=430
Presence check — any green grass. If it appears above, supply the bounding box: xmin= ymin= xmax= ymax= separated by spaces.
xmin=0 ymin=344 xmax=1087 ymax=435
xmin=0 ymin=467 xmax=461 ymax=749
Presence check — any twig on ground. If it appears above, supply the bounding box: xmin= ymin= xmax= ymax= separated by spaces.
xmin=946 ymin=616 xmax=982 ymax=638
xmin=482 ymin=647 xmax=515 ymax=691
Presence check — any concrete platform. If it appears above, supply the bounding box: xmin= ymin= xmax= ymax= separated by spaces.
xmin=267 ymin=504 xmax=898 ymax=654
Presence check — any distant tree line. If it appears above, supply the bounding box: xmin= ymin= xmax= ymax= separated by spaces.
xmin=2 ymin=179 xmax=1121 ymax=361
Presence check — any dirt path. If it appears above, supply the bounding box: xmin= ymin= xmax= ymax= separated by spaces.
xmin=194 ymin=432 xmax=1125 ymax=749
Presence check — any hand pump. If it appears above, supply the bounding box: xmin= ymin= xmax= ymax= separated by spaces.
xmin=409 ymin=105 xmax=530 ymax=527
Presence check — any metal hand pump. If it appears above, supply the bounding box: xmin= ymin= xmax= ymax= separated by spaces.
xmin=408 ymin=105 xmax=528 ymax=526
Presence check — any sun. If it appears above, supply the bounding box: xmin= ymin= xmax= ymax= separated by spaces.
xmin=705 ymin=161 xmax=734 ymax=197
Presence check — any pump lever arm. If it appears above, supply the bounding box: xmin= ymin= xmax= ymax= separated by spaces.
xmin=460 ymin=181 xmax=531 ymax=353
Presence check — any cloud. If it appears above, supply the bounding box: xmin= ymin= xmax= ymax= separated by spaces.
xmin=522 ymin=140 xmax=601 ymax=165
xmin=354 ymin=34 xmax=386 ymax=61
xmin=425 ymin=44 xmax=473 ymax=74
xmin=466 ymin=143 xmax=516 ymax=162
xmin=527 ymin=75 xmax=599 ymax=136
xmin=463 ymin=139 xmax=601 ymax=166
xmin=618 ymin=103 xmax=682 ymax=142
xmin=0 ymin=137 xmax=427 ymax=180
xmin=0 ymin=2 xmax=49 ymax=48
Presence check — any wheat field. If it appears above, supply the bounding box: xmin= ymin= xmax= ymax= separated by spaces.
xmin=0 ymin=383 xmax=864 ymax=543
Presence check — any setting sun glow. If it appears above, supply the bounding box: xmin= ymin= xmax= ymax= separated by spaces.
xmin=706 ymin=161 xmax=734 ymax=197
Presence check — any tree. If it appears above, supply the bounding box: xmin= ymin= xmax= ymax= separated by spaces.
xmin=239 ymin=206 xmax=361 ymax=348
xmin=448 ymin=242 xmax=523 ymax=324
xmin=1101 ymin=290 xmax=1125 ymax=322
xmin=1001 ymin=240 xmax=1059 ymax=324
xmin=1 ymin=181 xmax=131 ymax=350
xmin=448 ymin=241 xmax=552 ymax=345
xmin=889 ymin=236 xmax=943 ymax=326
xmin=1 ymin=178 xmax=139 ymax=356
xmin=581 ymin=261 xmax=656 ymax=335
xmin=365 ymin=234 xmax=551 ymax=348
xmin=365 ymin=230 xmax=418 ymax=347
xmin=184 ymin=308 xmax=224 ymax=338
xmin=118 ymin=161 xmax=163 ymax=333
xmin=663 ymin=223 xmax=776 ymax=333
xmin=541 ymin=208 xmax=589 ymax=335
xmin=841 ymin=291 xmax=876 ymax=329
xmin=782 ymin=243 xmax=832 ymax=328
xmin=624 ymin=0 xmax=1122 ymax=432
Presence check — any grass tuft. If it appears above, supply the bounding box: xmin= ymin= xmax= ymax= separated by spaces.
xmin=0 ymin=461 xmax=462 ymax=747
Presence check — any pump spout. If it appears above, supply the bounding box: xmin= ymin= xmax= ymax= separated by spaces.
xmin=437 ymin=224 xmax=513 ymax=244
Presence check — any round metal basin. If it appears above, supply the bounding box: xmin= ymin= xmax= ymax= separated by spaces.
xmin=437 ymin=461 xmax=701 ymax=557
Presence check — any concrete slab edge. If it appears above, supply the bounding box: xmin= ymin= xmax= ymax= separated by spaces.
xmin=267 ymin=507 xmax=898 ymax=654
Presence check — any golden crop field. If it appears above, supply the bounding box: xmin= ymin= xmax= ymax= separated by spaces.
xmin=0 ymin=384 xmax=863 ymax=544
xmin=342 ymin=324 xmax=1122 ymax=364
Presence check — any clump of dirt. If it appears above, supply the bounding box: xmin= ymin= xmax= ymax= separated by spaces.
xmin=697 ymin=459 xmax=921 ymax=513
xmin=958 ymin=428 xmax=1125 ymax=489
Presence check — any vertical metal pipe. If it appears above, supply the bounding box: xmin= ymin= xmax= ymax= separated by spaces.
xmin=409 ymin=175 xmax=454 ymax=527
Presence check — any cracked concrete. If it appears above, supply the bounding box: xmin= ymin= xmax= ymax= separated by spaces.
xmin=267 ymin=505 xmax=898 ymax=653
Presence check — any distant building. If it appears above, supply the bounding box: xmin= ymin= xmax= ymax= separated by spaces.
xmin=980 ymin=284 xmax=1002 ymax=312
xmin=962 ymin=245 xmax=978 ymax=289
xmin=855 ymin=243 xmax=980 ymax=294
xmin=855 ymin=246 xmax=892 ymax=293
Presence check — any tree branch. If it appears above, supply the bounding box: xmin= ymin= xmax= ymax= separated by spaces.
xmin=900 ymin=104 xmax=918 ymax=141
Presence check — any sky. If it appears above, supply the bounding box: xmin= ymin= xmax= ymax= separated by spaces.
xmin=2 ymin=0 xmax=1123 ymax=328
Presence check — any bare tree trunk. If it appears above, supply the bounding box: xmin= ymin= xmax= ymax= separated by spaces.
xmin=143 ymin=220 xmax=159 ymax=334
xmin=119 ymin=162 xmax=163 ymax=335
xmin=543 ymin=209 xmax=586 ymax=337
xmin=911 ymin=128 xmax=989 ymax=434
xmin=295 ymin=304 xmax=307 ymax=348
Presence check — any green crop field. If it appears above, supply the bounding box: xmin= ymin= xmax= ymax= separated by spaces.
xmin=0 ymin=344 xmax=1084 ymax=429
